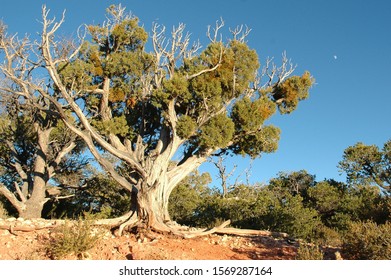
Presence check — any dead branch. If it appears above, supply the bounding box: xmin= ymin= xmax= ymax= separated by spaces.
xmin=229 ymin=24 xmax=252 ymax=42
xmin=207 ymin=17 xmax=225 ymax=42
xmin=259 ymin=52 xmax=297 ymax=90
xmin=211 ymin=156 xmax=237 ymax=197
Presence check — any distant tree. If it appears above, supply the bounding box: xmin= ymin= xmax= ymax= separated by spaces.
xmin=339 ymin=140 xmax=391 ymax=193
xmin=0 ymin=5 xmax=314 ymax=233
xmin=268 ymin=170 xmax=316 ymax=197
xmin=168 ymin=171 xmax=211 ymax=226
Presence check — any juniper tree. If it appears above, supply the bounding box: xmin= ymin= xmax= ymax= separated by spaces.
xmin=339 ymin=140 xmax=391 ymax=193
xmin=0 ymin=94 xmax=87 ymax=218
xmin=0 ymin=22 xmax=87 ymax=218
xmin=0 ymin=5 xmax=314 ymax=233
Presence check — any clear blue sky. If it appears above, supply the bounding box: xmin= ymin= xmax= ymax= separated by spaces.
xmin=1 ymin=0 xmax=390 ymax=185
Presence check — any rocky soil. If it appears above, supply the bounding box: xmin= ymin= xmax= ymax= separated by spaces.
xmin=0 ymin=218 xmax=338 ymax=260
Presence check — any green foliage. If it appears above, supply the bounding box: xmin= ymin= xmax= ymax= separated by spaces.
xmin=273 ymin=71 xmax=314 ymax=114
xmin=169 ymin=171 xmax=211 ymax=226
xmin=342 ymin=221 xmax=391 ymax=260
xmin=231 ymin=97 xmax=276 ymax=133
xmin=307 ymin=182 xmax=341 ymax=216
xmin=199 ymin=114 xmax=235 ymax=150
xmin=296 ymin=243 xmax=324 ymax=260
xmin=231 ymin=125 xmax=280 ymax=158
xmin=57 ymin=59 xmax=94 ymax=91
xmin=312 ymin=224 xmax=342 ymax=247
xmin=48 ymin=219 xmax=101 ymax=259
xmin=268 ymin=170 xmax=316 ymax=197
xmin=228 ymin=40 xmax=260 ymax=95
xmin=91 ymin=115 xmax=131 ymax=137
xmin=176 ymin=115 xmax=197 ymax=139
xmin=269 ymin=194 xmax=321 ymax=240
xmin=339 ymin=140 xmax=391 ymax=192
xmin=163 ymin=74 xmax=190 ymax=100
xmin=46 ymin=174 xmax=131 ymax=219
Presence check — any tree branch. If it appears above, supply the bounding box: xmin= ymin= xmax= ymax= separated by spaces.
xmin=38 ymin=9 xmax=147 ymax=179
xmin=0 ymin=183 xmax=25 ymax=213
xmin=207 ymin=18 xmax=224 ymax=43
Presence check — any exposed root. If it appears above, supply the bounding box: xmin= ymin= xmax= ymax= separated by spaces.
xmin=93 ymin=210 xmax=136 ymax=228
xmin=117 ymin=217 xmax=139 ymax=236
xmin=0 ymin=220 xmax=63 ymax=233
xmin=214 ymin=227 xmax=289 ymax=238
xmin=0 ymin=215 xmax=289 ymax=240
xmin=174 ymin=220 xmax=232 ymax=239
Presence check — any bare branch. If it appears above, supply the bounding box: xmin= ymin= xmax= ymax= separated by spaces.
xmin=0 ymin=183 xmax=25 ymax=213
xmin=207 ymin=17 xmax=225 ymax=42
xmin=13 ymin=181 xmax=27 ymax=203
xmin=211 ymin=156 xmax=237 ymax=197
xmin=259 ymin=52 xmax=297 ymax=90
xmin=229 ymin=24 xmax=252 ymax=42
xmin=186 ymin=43 xmax=223 ymax=80
xmin=186 ymin=62 xmax=221 ymax=80
xmin=277 ymin=51 xmax=296 ymax=83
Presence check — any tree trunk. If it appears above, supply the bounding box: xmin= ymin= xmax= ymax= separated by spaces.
xmin=18 ymin=175 xmax=47 ymax=219
xmin=19 ymin=198 xmax=45 ymax=219
xmin=17 ymin=126 xmax=51 ymax=219
xmin=136 ymin=181 xmax=171 ymax=231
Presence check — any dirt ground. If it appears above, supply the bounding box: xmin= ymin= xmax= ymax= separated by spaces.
xmin=0 ymin=226 xmax=339 ymax=260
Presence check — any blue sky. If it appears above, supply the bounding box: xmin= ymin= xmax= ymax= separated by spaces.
xmin=1 ymin=0 xmax=390 ymax=186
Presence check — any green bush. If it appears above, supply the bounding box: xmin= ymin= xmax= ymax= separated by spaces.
xmin=169 ymin=171 xmax=212 ymax=226
xmin=269 ymin=194 xmax=322 ymax=241
xmin=48 ymin=219 xmax=101 ymax=259
xmin=342 ymin=221 xmax=391 ymax=260
xmin=313 ymin=224 xmax=342 ymax=247
xmin=296 ymin=243 xmax=324 ymax=260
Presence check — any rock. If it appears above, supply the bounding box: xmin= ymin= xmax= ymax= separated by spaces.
xmin=6 ymin=217 xmax=16 ymax=222
xmin=335 ymin=251 xmax=343 ymax=260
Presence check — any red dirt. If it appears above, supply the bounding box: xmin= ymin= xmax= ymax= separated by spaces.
xmin=0 ymin=218 xmax=343 ymax=260
xmin=0 ymin=227 xmax=302 ymax=260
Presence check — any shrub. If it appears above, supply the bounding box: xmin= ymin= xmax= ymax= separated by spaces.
xmin=296 ymin=243 xmax=324 ymax=260
xmin=313 ymin=224 xmax=342 ymax=247
xmin=342 ymin=221 xmax=391 ymax=260
xmin=48 ymin=219 xmax=101 ymax=259
xmin=269 ymin=194 xmax=322 ymax=241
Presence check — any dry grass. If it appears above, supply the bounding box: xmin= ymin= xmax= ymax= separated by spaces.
xmin=47 ymin=219 xmax=102 ymax=259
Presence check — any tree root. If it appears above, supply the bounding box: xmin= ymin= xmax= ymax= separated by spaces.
xmin=0 ymin=215 xmax=288 ymax=240
xmin=214 ymin=227 xmax=289 ymax=238
xmin=171 ymin=220 xmax=232 ymax=239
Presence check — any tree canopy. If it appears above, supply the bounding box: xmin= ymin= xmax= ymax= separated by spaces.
xmin=0 ymin=5 xmax=314 ymax=234
xmin=339 ymin=140 xmax=391 ymax=193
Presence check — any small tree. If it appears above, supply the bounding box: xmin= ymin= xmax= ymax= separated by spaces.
xmin=339 ymin=140 xmax=391 ymax=193
xmin=268 ymin=170 xmax=316 ymax=197
xmin=0 ymin=5 xmax=314 ymax=233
